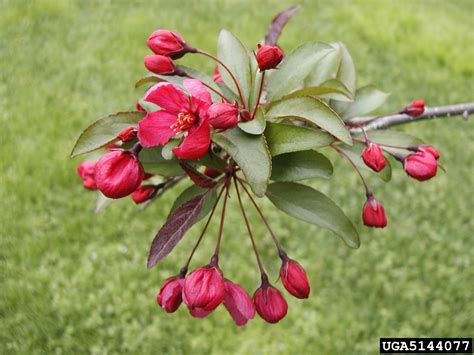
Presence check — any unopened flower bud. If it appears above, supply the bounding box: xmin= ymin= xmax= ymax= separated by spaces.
xmin=417 ymin=144 xmax=440 ymax=160
xmin=77 ymin=161 xmax=97 ymax=190
xmin=404 ymin=152 xmax=438 ymax=181
xmin=183 ymin=265 xmax=225 ymax=316
xmin=157 ymin=276 xmax=184 ymax=313
xmin=362 ymin=194 xmax=387 ymax=228
xmin=256 ymin=44 xmax=284 ymax=71
xmin=361 ymin=141 xmax=387 ymax=172
xmin=144 ymin=55 xmax=176 ymax=75
xmin=146 ymin=29 xmax=194 ymax=59
xmin=253 ymin=279 xmax=288 ymax=323
xmin=280 ymin=258 xmax=310 ymax=299
xmin=131 ymin=185 xmax=157 ymax=204
xmin=400 ymin=100 xmax=425 ymax=117
xmin=208 ymin=102 xmax=239 ymax=130
xmin=117 ymin=126 xmax=137 ymax=143
xmin=95 ymin=150 xmax=144 ymax=199
xmin=223 ymin=279 xmax=256 ymax=326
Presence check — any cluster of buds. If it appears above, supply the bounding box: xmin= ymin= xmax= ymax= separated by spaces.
xmin=157 ymin=251 xmax=310 ymax=325
xmin=355 ymin=109 xmax=439 ymax=228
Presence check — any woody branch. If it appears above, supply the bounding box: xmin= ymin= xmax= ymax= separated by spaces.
xmin=349 ymin=102 xmax=474 ymax=132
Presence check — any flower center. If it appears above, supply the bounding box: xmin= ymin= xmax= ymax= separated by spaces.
xmin=172 ymin=111 xmax=197 ymax=132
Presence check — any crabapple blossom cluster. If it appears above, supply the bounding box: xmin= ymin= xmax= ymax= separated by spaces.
xmin=73 ymin=7 xmax=443 ymax=326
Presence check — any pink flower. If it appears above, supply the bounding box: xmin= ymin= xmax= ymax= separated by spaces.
xmin=280 ymin=259 xmax=310 ymax=299
xmin=95 ymin=150 xmax=144 ymax=198
xmin=208 ymin=102 xmax=239 ymax=130
xmin=144 ymin=55 xmax=176 ymax=75
xmin=212 ymin=65 xmax=223 ymax=83
xmin=223 ymin=279 xmax=256 ymax=326
xmin=77 ymin=161 xmax=97 ymax=190
xmin=361 ymin=142 xmax=387 ymax=172
xmin=401 ymin=100 xmax=425 ymax=117
xmin=137 ymin=80 xmax=212 ymax=160
xmin=117 ymin=127 xmax=137 ymax=143
xmin=404 ymin=151 xmax=438 ymax=181
xmin=157 ymin=276 xmax=185 ymax=313
xmin=362 ymin=195 xmax=387 ymax=228
xmin=418 ymin=145 xmax=440 ymax=160
xmin=146 ymin=29 xmax=191 ymax=59
xmin=131 ymin=185 xmax=157 ymax=204
xmin=183 ymin=265 xmax=225 ymax=316
xmin=253 ymin=281 xmax=288 ymax=323
xmin=256 ymin=44 xmax=284 ymax=71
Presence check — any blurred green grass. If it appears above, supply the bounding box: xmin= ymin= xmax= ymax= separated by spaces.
xmin=1 ymin=0 xmax=473 ymax=353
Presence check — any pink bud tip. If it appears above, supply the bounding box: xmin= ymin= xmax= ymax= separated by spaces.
xmin=361 ymin=142 xmax=387 ymax=172
xmin=404 ymin=151 xmax=438 ymax=181
xmin=208 ymin=102 xmax=239 ymax=130
xmin=144 ymin=55 xmax=176 ymax=75
xmin=157 ymin=276 xmax=185 ymax=313
xmin=401 ymin=100 xmax=425 ymax=117
xmin=223 ymin=279 xmax=256 ymax=326
xmin=256 ymin=44 xmax=284 ymax=71
xmin=253 ymin=282 xmax=288 ymax=323
xmin=280 ymin=259 xmax=310 ymax=299
xmin=362 ymin=195 xmax=387 ymax=228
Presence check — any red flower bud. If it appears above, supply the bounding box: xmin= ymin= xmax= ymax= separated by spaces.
xmin=204 ymin=167 xmax=223 ymax=179
xmin=361 ymin=142 xmax=387 ymax=172
xmin=280 ymin=259 xmax=310 ymax=299
xmin=362 ymin=195 xmax=387 ymax=228
xmin=223 ymin=279 xmax=256 ymax=326
xmin=157 ymin=276 xmax=184 ymax=313
xmin=183 ymin=265 xmax=225 ymax=315
xmin=146 ymin=29 xmax=190 ymax=59
xmin=117 ymin=126 xmax=137 ymax=143
xmin=253 ymin=281 xmax=288 ymax=323
xmin=131 ymin=185 xmax=157 ymax=204
xmin=144 ymin=55 xmax=176 ymax=75
xmin=212 ymin=65 xmax=223 ymax=83
xmin=77 ymin=161 xmax=97 ymax=190
xmin=404 ymin=152 xmax=438 ymax=181
xmin=418 ymin=145 xmax=440 ymax=160
xmin=95 ymin=150 xmax=144 ymax=199
xmin=400 ymin=100 xmax=425 ymax=117
xmin=256 ymin=44 xmax=284 ymax=71
xmin=208 ymin=102 xmax=239 ymax=130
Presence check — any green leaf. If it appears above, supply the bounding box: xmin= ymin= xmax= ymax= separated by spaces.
xmin=138 ymin=99 xmax=160 ymax=112
xmin=266 ymin=41 xmax=334 ymax=101
xmin=238 ymin=107 xmax=266 ymax=135
xmin=365 ymin=130 xmax=423 ymax=155
xmin=266 ymin=182 xmax=360 ymax=248
xmin=169 ymin=185 xmax=218 ymax=222
xmin=213 ymin=128 xmax=271 ymax=197
xmin=271 ymin=150 xmax=333 ymax=181
xmin=217 ymin=30 xmax=251 ymax=106
xmin=139 ymin=147 xmax=183 ymax=177
xmin=264 ymin=122 xmax=334 ymax=156
xmin=135 ymin=75 xmax=162 ymax=88
xmin=71 ymin=111 xmax=145 ymax=158
xmin=199 ymin=151 xmax=228 ymax=170
xmin=340 ymin=142 xmax=392 ymax=182
xmin=283 ymin=79 xmax=354 ymax=102
xmin=340 ymin=85 xmax=390 ymax=119
xmin=248 ymin=53 xmax=264 ymax=113
xmin=161 ymin=139 xmax=179 ymax=160
xmin=265 ymin=96 xmax=352 ymax=145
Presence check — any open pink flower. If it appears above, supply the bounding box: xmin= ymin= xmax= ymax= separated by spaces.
xmin=138 ymin=80 xmax=212 ymax=160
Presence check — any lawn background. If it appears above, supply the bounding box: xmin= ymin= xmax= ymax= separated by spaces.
xmin=1 ymin=0 xmax=473 ymax=354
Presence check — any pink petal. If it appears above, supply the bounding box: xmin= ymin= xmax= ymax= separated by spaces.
xmin=223 ymin=280 xmax=256 ymax=326
xmin=188 ymin=308 xmax=212 ymax=318
xmin=137 ymin=111 xmax=177 ymax=147
xmin=184 ymin=79 xmax=212 ymax=105
xmin=172 ymin=118 xmax=210 ymax=159
xmin=143 ymin=83 xmax=188 ymax=113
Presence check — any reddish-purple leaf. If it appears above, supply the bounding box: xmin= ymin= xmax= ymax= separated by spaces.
xmin=147 ymin=193 xmax=206 ymax=268
xmin=179 ymin=161 xmax=217 ymax=189
xmin=264 ymin=5 xmax=301 ymax=46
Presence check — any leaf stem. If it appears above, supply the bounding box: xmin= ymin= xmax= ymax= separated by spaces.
xmin=184 ymin=74 xmax=231 ymax=103
xmin=236 ymin=176 xmax=286 ymax=257
xmin=331 ymin=144 xmax=370 ymax=196
xmin=180 ymin=182 xmax=226 ymax=275
xmin=213 ymin=175 xmax=231 ymax=256
xmin=250 ymin=71 xmax=265 ymax=120
xmin=233 ymin=174 xmax=267 ymax=276
xmin=352 ymin=137 xmax=416 ymax=151
xmin=196 ymin=50 xmax=246 ymax=108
